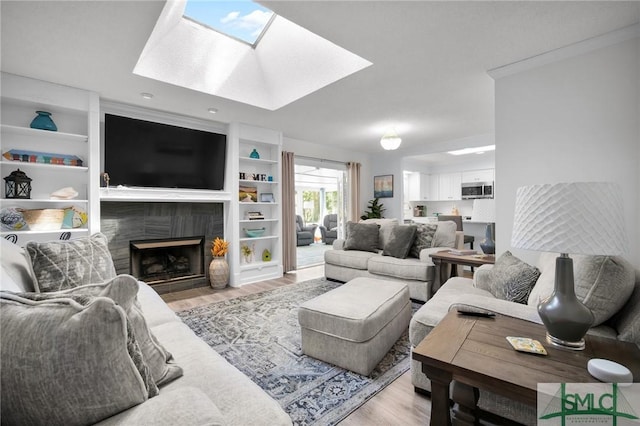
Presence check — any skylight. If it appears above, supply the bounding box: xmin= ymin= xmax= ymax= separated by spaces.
xmin=134 ymin=1 xmax=372 ymax=110
xmin=447 ymin=145 xmax=496 ymax=156
xmin=184 ymin=0 xmax=274 ymax=45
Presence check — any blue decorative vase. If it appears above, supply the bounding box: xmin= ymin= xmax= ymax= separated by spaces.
xmin=249 ymin=149 xmax=260 ymax=159
xmin=480 ymin=223 xmax=495 ymax=254
xmin=30 ymin=111 xmax=57 ymax=131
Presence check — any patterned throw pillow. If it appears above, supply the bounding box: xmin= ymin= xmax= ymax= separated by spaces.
xmin=0 ymin=289 xmax=154 ymax=425
xmin=25 ymin=233 xmax=116 ymax=292
xmin=487 ymin=251 xmax=541 ymax=304
xmin=382 ymin=225 xmax=417 ymax=259
xmin=409 ymin=223 xmax=438 ymax=258
xmin=343 ymin=222 xmax=379 ymax=253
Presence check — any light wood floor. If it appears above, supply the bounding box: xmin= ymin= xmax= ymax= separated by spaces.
xmin=161 ymin=265 xmax=432 ymax=425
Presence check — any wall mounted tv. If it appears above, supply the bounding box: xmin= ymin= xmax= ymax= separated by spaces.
xmin=104 ymin=114 xmax=226 ymax=190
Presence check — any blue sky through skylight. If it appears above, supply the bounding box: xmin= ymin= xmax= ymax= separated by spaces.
xmin=184 ymin=0 xmax=274 ymax=45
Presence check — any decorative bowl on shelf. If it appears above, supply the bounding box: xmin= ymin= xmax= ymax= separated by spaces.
xmin=244 ymin=227 xmax=266 ymax=238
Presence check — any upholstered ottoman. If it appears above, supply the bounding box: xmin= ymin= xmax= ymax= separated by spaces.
xmin=298 ymin=277 xmax=411 ymax=376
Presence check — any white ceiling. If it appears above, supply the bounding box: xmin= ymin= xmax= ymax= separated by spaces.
xmin=1 ymin=1 xmax=639 ymax=154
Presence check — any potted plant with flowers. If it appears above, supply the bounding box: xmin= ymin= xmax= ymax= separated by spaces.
xmin=241 ymin=243 xmax=255 ymax=264
xmin=209 ymin=237 xmax=230 ymax=289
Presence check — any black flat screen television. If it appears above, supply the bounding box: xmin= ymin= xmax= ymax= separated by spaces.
xmin=104 ymin=114 xmax=226 ymax=190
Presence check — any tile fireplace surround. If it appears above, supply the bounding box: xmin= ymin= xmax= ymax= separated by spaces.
xmin=100 ymin=201 xmax=224 ymax=293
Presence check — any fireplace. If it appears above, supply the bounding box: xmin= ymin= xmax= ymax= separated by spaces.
xmin=130 ymin=236 xmax=205 ymax=290
xmin=101 ymin=201 xmax=223 ymax=294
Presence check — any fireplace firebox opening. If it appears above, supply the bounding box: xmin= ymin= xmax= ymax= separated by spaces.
xmin=130 ymin=236 xmax=205 ymax=286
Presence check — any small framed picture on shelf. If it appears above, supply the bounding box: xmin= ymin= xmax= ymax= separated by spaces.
xmin=239 ymin=185 xmax=257 ymax=202
xmin=246 ymin=211 xmax=265 ymax=220
xmin=260 ymin=193 xmax=275 ymax=203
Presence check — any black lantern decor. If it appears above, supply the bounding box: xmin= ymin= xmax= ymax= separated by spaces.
xmin=4 ymin=169 xmax=32 ymax=199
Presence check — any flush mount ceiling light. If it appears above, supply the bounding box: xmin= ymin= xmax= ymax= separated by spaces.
xmin=380 ymin=130 xmax=402 ymax=150
xmin=208 ymin=108 xmax=218 ymax=114
xmin=447 ymin=145 xmax=495 ymax=156
xmin=140 ymin=92 xmax=154 ymax=100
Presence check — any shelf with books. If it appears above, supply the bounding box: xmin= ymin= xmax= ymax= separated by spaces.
xmin=228 ymin=123 xmax=283 ymax=287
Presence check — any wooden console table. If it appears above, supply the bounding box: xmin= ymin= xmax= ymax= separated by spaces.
xmin=412 ymin=311 xmax=640 ymax=426
xmin=429 ymin=250 xmax=495 ymax=292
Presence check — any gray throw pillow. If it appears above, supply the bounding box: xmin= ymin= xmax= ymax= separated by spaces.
xmin=343 ymin=221 xmax=380 ymax=253
xmin=609 ymin=279 xmax=640 ymax=345
xmin=25 ymin=233 xmax=116 ymax=292
xmin=383 ymin=225 xmax=417 ymax=259
xmin=530 ymin=253 xmax=635 ymax=326
xmin=0 ymin=290 xmax=153 ymax=426
xmin=409 ymin=223 xmax=438 ymax=258
xmin=432 ymin=221 xmax=457 ymax=248
xmin=58 ymin=275 xmax=183 ymax=387
xmin=378 ymin=223 xmax=396 ymax=250
xmin=487 ymin=251 xmax=540 ymax=304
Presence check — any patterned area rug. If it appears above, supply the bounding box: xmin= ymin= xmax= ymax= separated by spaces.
xmin=177 ymin=278 xmax=414 ymax=425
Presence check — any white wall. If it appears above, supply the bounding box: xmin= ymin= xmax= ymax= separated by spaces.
xmin=282 ymin=136 xmax=372 ymax=218
xmin=493 ymin=33 xmax=639 ymax=266
xmin=370 ymin=153 xmax=405 ymax=220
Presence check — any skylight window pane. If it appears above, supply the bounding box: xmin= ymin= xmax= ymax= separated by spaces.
xmin=184 ymin=0 xmax=274 ymax=45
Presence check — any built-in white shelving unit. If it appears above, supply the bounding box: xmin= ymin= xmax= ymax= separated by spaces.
xmin=227 ymin=123 xmax=283 ymax=286
xmin=0 ymin=73 xmax=100 ymax=246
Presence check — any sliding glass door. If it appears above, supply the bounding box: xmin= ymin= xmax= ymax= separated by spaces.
xmin=294 ymin=160 xmax=347 ymax=267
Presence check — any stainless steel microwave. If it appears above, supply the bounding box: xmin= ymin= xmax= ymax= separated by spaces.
xmin=461 ymin=181 xmax=493 ymax=199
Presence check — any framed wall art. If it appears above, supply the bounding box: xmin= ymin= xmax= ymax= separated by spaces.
xmin=373 ymin=175 xmax=393 ymax=198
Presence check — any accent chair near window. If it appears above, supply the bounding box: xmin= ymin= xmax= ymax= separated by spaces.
xmin=320 ymin=214 xmax=338 ymax=245
xmin=296 ymin=215 xmax=316 ymax=246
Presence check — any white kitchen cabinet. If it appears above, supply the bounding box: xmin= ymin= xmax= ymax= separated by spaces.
xmin=407 ymin=172 xmax=420 ymax=201
xmin=462 ymin=169 xmax=494 ymax=183
xmin=407 ymin=172 xmax=431 ymax=201
xmin=438 ymin=172 xmax=462 ymax=201
xmin=420 ymin=174 xmax=431 ymax=200
xmin=429 ymin=174 xmax=439 ymax=201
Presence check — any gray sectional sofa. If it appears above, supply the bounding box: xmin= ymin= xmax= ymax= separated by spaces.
xmin=0 ymin=238 xmax=291 ymax=425
xmin=324 ymin=219 xmax=463 ymax=302
xmin=409 ymin=252 xmax=640 ymax=425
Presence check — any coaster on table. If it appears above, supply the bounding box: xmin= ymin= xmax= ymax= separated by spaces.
xmin=506 ymin=336 xmax=547 ymax=355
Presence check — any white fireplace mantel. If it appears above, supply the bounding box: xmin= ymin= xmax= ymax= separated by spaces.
xmin=99 ymin=187 xmax=231 ymax=203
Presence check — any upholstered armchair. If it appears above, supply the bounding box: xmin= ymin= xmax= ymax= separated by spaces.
xmin=296 ymin=215 xmax=316 ymax=246
xmin=319 ymin=214 xmax=338 ymax=245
